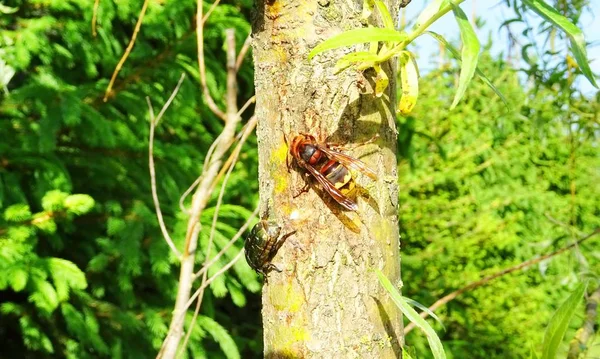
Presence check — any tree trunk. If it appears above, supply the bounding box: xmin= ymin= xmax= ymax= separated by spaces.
xmin=252 ymin=1 xmax=403 ymax=358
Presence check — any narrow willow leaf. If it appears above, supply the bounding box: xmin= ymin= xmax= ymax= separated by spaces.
xmin=522 ymin=0 xmax=598 ymax=88
xmin=398 ymin=51 xmax=419 ymax=115
xmin=376 ymin=270 xmax=447 ymax=359
xmin=424 ymin=31 xmax=508 ymax=107
xmin=403 ymin=296 xmax=445 ymax=330
xmin=450 ymin=4 xmax=480 ymax=109
xmin=374 ymin=64 xmax=389 ymax=97
xmin=335 ymin=51 xmax=380 ymax=73
xmin=541 ymin=283 xmax=586 ymax=359
xmin=375 ymin=1 xmax=395 ymax=29
xmin=308 ymin=28 xmax=407 ymax=59
xmin=413 ymin=0 xmax=446 ymax=30
xmin=361 ymin=0 xmax=375 ymax=23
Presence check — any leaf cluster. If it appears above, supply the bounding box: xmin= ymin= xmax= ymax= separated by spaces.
xmin=0 ymin=0 xmax=262 ymax=357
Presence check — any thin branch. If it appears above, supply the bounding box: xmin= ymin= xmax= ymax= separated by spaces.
xmin=92 ymin=0 xmax=101 ymax=37
xmin=202 ymin=0 xmax=222 ymax=23
xmin=180 ymin=119 xmax=247 ymax=353
xmin=103 ymin=0 xmax=150 ymax=102
xmin=178 ymin=175 xmax=202 ymax=214
xmin=184 ymin=249 xmax=246 ymax=314
xmin=404 ymin=228 xmax=600 ymax=335
xmin=197 ymin=0 xmax=226 ymax=120
xmin=158 ymin=23 xmax=243 ymax=358
xmin=147 ymin=74 xmax=186 ymax=259
xmin=236 ymin=95 xmax=256 ymax=118
xmin=194 ymin=206 xmax=259 ymax=280
xmin=235 ymin=33 xmax=252 ymax=72
xmin=167 ymin=117 xmax=257 ymax=356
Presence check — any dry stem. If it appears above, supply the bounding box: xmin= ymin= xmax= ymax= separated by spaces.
xmin=103 ymin=0 xmax=149 ymax=101
xmin=147 ymin=74 xmax=187 ymax=258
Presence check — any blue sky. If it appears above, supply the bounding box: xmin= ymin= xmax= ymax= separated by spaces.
xmin=400 ymin=0 xmax=599 ymax=95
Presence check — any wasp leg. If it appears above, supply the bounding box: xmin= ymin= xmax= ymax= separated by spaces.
xmin=293 ymin=181 xmax=310 ymax=199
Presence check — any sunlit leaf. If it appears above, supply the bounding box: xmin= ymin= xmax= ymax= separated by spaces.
xmin=541 ymin=283 xmax=586 ymax=359
xmin=413 ymin=0 xmax=447 ymax=31
xmin=375 ymin=1 xmax=395 ymax=29
xmin=424 ymin=31 xmax=508 ymax=107
xmin=403 ymin=296 xmax=445 ymax=330
xmin=376 ymin=270 xmax=446 ymax=359
xmin=398 ymin=51 xmax=419 ymax=115
xmin=309 ymin=28 xmax=406 ymax=59
xmin=523 ymin=0 xmax=598 ymax=88
xmin=374 ymin=64 xmax=389 ymax=97
xmin=450 ymin=4 xmax=480 ymax=109
xmin=335 ymin=51 xmax=380 ymax=73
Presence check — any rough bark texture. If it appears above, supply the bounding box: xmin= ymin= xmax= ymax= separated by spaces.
xmin=252 ymin=1 xmax=403 ymax=358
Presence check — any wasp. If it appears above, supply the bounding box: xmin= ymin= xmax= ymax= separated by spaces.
xmin=245 ymin=218 xmax=296 ymax=278
xmin=288 ymin=134 xmax=378 ymax=211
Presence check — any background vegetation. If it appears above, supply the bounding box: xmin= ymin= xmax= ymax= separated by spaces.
xmin=0 ymin=0 xmax=598 ymax=358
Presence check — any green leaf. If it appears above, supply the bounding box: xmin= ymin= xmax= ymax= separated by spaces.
xmin=309 ymin=28 xmax=407 ymax=59
xmin=403 ymin=296 xmax=445 ymax=330
xmin=48 ymin=258 xmax=87 ymax=302
xmin=450 ymin=4 xmax=480 ymax=109
xmin=41 ymin=190 xmax=68 ymax=211
xmin=0 ymin=3 xmax=19 ymax=14
xmin=424 ymin=31 xmax=508 ymax=107
xmin=374 ymin=1 xmax=395 ymax=30
xmin=4 ymin=204 xmax=32 ymax=222
xmin=198 ymin=316 xmax=241 ymax=359
xmin=374 ymin=63 xmax=389 ymax=97
xmin=9 ymin=267 xmax=29 ymax=292
xmin=335 ymin=51 xmax=381 ymax=73
xmin=64 ymin=194 xmax=95 ymax=215
xmin=376 ymin=270 xmax=446 ymax=359
xmin=541 ymin=283 xmax=586 ymax=359
xmin=361 ymin=0 xmax=375 ymax=23
xmin=413 ymin=0 xmax=447 ymax=31
xmin=522 ymin=0 xmax=598 ymax=88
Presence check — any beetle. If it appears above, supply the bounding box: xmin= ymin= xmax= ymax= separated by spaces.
xmin=244 ymin=218 xmax=296 ymax=278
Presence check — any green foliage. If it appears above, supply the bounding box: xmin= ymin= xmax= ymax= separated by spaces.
xmin=0 ymin=0 xmax=259 ymax=357
xmin=399 ymin=49 xmax=599 ymax=357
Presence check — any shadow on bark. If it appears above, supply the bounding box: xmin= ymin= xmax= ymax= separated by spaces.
xmin=374 ymin=297 xmax=403 ymax=358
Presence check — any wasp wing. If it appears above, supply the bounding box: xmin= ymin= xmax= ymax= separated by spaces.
xmin=298 ymin=160 xmax=358 ymax=211
xmin=317 ymin=146 xmax=378 ymax=180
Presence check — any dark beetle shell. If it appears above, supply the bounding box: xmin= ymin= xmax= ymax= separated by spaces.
xmin=244 ymin=219 xmax=295 ymax=278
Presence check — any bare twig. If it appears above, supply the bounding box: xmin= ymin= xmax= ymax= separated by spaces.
xmin=178 ymin=176 xmax=202 ymax=214
xmin=197 ymin=0 xmax=226 ymax=120
xmin=157 ymin=22 xmax=244 ymax=357
xmin=147 ymin=74 xmax=187 ymax=259
xmin=184 ymin=249 xmax=246 ymax=314
xmin=103 ymin=0 xmax=150 ymax=101
xmin=202 ymin=0 xmax=223 ymax=23
xmin=180 ymin=111 xmax=248 ymax=353
xmin=567 ymin=286 xmax=600 ymax=359
xmin=92 ymin=0 xmax=101 ymax=37
xmin=194 ymin=206 xmax=259 ymax=280
xmin=236 ymin=95 xmax=256 ymax=118
xmin=235 ymin=33 xmax=252 ymax=71
xmin=167 ymin=115 xmax=256 ymax=358
xmin=404 ymin=228 xmax=600 ymax=334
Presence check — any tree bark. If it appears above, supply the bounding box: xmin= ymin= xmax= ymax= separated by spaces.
xmin=252 ymin=1 xmax=403 ymax=358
